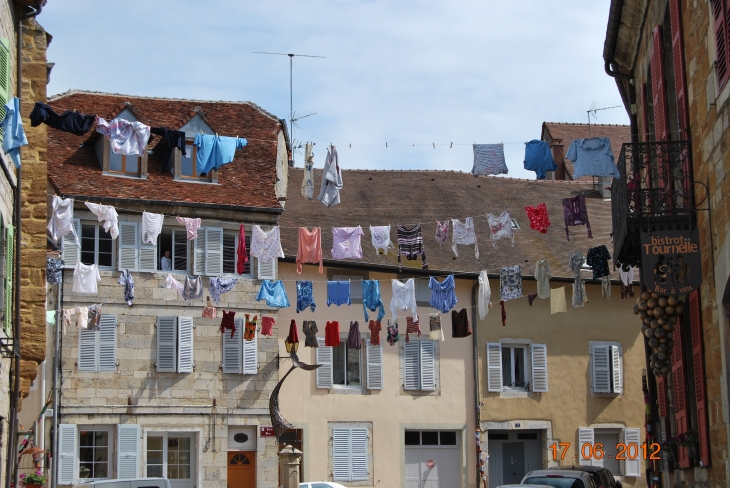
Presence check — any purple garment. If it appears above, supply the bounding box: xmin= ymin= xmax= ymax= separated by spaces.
xmin=562 ymin=194 xmax=593 ymax=241
xmin=346 ymin=321 xmax=362 ymax=349
xmin=331 ymin=226 xmax=364 ymax=259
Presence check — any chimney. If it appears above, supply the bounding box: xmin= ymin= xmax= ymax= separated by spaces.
xmin=550 ymin=138 xmax=565 ymax=180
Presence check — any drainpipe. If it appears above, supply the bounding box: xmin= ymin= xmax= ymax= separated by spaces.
xmin=471 ymin=282 xmax=481 ymax=488
xmin=50 ymin=268 xmax=61 ymax=488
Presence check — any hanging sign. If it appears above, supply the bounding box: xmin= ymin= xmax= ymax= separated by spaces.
xmin=640 ymin=229 xmax=702 ymax=296
xmin=260 ymin=426 xmax=275 ymax=437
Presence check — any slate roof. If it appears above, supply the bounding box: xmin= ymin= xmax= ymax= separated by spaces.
xmin=46 ymin=90 xmax=285 ymax=210
xmin=280 ymin=169 xmax=617 ymax=280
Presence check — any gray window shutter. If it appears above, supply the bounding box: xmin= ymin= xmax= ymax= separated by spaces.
xmin=118 ymin=222 xmax=138 ymax=271
xmin=243 ymin=325 xmax=258 ymax=375
xmin=193 ymin=227 xmax=206 ymax=275
xmin=486 ymin=343 xmax=503 ymax=392
xmin=578 ymin=428 xmax=594 ymax=466
xmin=116 ymin=424 xmax=140 ymax=479
xmin=257 ymin=256 xmax=276 ymax=280
xmin=591 ymin=345 xmax=611 ymax=393
xmin=332 ymin=428 xmax=351 ymax=481
xmin=403 ymin=341 xmax=420 ymax=390
xmin=177 ymin=316 xmax=194 ymax=373
xmin=57 ymin=424 xmax=77 ymax=485
xmin=0 ymin=38 xmax=9 ymax=142
xmin=366 ymin=342 xmax=383 ymax=390
xmin=611 ymin=345 xmax=623 ymax=394
xmin=172 ymin=229 xmax=188 ymax=272
xmin=623 ymin=428 xmax=641 ymax=476
xmin=98 ymin=314 xmax=117 ymax=372
xmin=156 ymin=316 xmax=177 ymax=372
xmin=205 ymin=227 xmax=223 ymax=275
xmin=419 ymin=340 xmax=435 ymax=391
xmin=531 ymin=344 xmax=548 ymax=392
xmin=62 ymin=218 xmax=81 ymax=269
xmin=78 ymin=326 xmax=98 ymax=372
xmin=139 ymin=234 xmax=157 ymax=272
xmin=315 ymin=341 xmax=333 ymax=389
xmin=350 ymin=428 xmax=369 ymax=481
xmin=222 ymin=318 xmax=243 ymax=374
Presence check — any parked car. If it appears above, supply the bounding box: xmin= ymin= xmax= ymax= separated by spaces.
xmin=551 ymin=465 xmax=622 ymax=488
xmin=522 ymin=469 xmax=598 ymax=488
xmin=299 ymin=483 xmax=349 ymax=488
xmin=72 ymin=478 xmax=171 ymax=488
xmin=498 ymin=485 xmax=553 ymax=488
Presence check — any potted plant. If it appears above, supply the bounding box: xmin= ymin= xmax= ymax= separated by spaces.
xmin=20 ymin=470 xmax=46 ymax=488
xmin=677 ymin=430 xmax=700 ymax=459
xmin=662 ymin=438 xmax=679 ymax=463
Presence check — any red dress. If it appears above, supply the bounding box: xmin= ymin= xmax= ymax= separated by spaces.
xmin=524 ymin=203 xmax=551 ymax=234
xmin=325 ymin=321 xmax=340 ymax=347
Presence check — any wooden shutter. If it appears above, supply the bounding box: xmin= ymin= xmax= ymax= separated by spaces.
xmin=98 ymin=314 xmax=117 ymax=372
xmin=0 ymin=38 xmax=9 ymax=142
xmin=62 ymin=219 xmax=80 ymax=269
xmin=116 ymin=424 xmax=140 ymax=479
xmin=669 ymin=0 xmax=690 ymax=138
xmin=531 ymin=344 xmax=548 ymax=392
xmin=243 ymin=325 xmax=258 ymax=375
xmin=350 ymin=428 xmax=369 ymax=481
xmin=177 ymin=316 xmax=194 ymax=373
xmin=366 ymin=342 xmax=383 ymax=390
xmin=657 ymin=376 xmax=668 ymax=418
xmin=3 ymin=224 xmax=12 ymax=335
xmin=205 ymin=227 xmax=223 ymax=275
xmin=57 ymin=424 xmax=77 ymax=485
xmin=315 ymin=341 xmax=333 ymax=389
xmin=193 ymin=227 xmax=206 ymax=275
xmin=333 ymin=428 xmax=351 ymax=481
xmin=578 ymin=428 xmax=594 ymax=466
xmin=156 ymin=316 xmax=177 ymax=372
xmin=651 ymin=25 xmax=670 ymax=143
xmin=172 ymin=229 xmax=188 ymax=272
xmin=139 ymin=236 xmax=157 ymax=272
xmin=689 ymin=291 xmax=710 ymax=466
xmin=222 ymin=319 xmax=243 ymax=374
xmin=257 ymin=256 xmax=276 ymax=280
xmin=486 ymin=343 xmax=503 ymax=392
xmin=672 ymin=316 xmax=690 ymax=468
xmin=403 ymin=341 xmax=420 ymax=390
xmin=713 ymin=0 xmax=729 ymax=88
xmin=78 ymin=326 xmax=97 ymax=372
xmin=591 ymin=345 xmax=612 ymax=393
xmin=623 ymin=428 xmax=642 ymax=476
xmin=118 ymin=222 xmax=138 ymax=272
xmin=419 ymin=340 xmax=435 ymax=390
xmin=611 ymin=345 xmax=623 ymax=394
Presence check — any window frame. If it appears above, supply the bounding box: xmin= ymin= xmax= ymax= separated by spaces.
xmin=80 ymin=221 xmax=116 ymax=270
xmin=100 ymin=136 xmax=147 ymax=179
xmin=194 ymin=226 xmax=253 ymax=277
xmin=174 ymin=143 xmax=216 ymax=183
xmin=501 ymin=344 xmax=530 ymax=391
xmin=332 ymin=338 xmax=363 ymax=389
xmin=590 ymin=342 xmax=623 ymax=395
xmin=331 ymin=427 xmax=369 ymax=482
xmin=77 ymin=425 xmax=114 ymax=482
xmin=108 ymin=151 xmax=141 ymax=177
xmin=78 ymin=314 xmax=117 ymax=373
xmin=145 ymin=431 xmax=195 ymax=481
xmin=403 ymin=339 xmax=437 ymax=391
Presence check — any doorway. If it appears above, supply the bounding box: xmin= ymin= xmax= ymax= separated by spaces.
xmin=227 ymin=452 xmax=256 ymax=488
xmin=487 ymin=430 xmax=543 ymax=488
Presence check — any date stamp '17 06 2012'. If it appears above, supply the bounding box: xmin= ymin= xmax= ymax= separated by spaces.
xmin=550 ymin=442 xmax=662 ymax=461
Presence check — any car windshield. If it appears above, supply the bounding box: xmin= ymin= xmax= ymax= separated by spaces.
xmin=525 ymin=477 xmax=585 ymax=488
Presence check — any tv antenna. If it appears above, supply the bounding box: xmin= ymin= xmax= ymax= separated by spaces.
xmin=587 ymin=101 xmax=623 ymax=136
xmin=254 ymin=51 xmax=326 ymax=164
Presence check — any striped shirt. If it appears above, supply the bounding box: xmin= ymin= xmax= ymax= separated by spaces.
xmin=405 ymin=316 xmax=422 ymax=343
xmin=397 ymin=224 xmax=428 ymax=271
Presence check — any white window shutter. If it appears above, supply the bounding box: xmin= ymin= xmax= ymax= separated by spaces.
xmin=177 ymin=316 xmax=194 ymax=373
xmin=57 ymin=424 xmax=77 ymax=485
xmin=193 ymin=228 xmax=206 ymax=275
xmin=156 ymin=316 xmax=177 ymax=372
xmin=61 ymin=218 xmax=81 ymax=269
xmin=118 ymin=222 xmax=139 ymax=272
xmin=578 ymin=428 xmax=594 ymax=466
xmin=332 ymin=428 xmax=351 ymax=481
xmin=205 ymin=227 xmax=223 ymax=275
xmin=98 ymin=314 xmax=117 ymax=372
xmin=78 ymin=327 xmax=98 ymax=372
xmin=366 ymin=342 xmax=383 ymax=390
xmin=350 ymin=428 xmax=369 ymax=481
xmin=116 ymin=424 xmax=140 ymax=479
xmin=243 ymin=325 xmax=258 ymax=375
xmin=257 ymin=256 xmax=276 ymax=280
xmin=139 ymin=238 xmax=157 ymax=272
xmin=611 ymin=345 xmax=623 ymax=394
xmin=591 ymin=345 xmax=611 ymax=393
xmin=419 ymin=340 xmax=435 ymax=391
xmin=623 ymin=428 xmax=641 ymax=476
xmin=486 ymin=343 xmax=503 ymax=392
xmin=315 ymin=342 xmax=333 ymax=389
xmin=222 ymin=319 xmax=243 ymax=374
xmin=531 ymin=344 xmax=548 ymax=392
xmin=403 ymin=341 xmax=420 ymax=390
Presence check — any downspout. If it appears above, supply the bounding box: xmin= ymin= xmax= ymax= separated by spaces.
xmin=471 ymin=282 xmax=481 ymax=488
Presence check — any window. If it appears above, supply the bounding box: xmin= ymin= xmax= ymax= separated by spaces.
xmin=590 ymin=343 xmax=623 ymax=394
xmin=78 ymin=315 xmax=117 ymax=372
xmin=0 ymin=38 xmax=10 ymax=143
xmin=316 ymin=338 xmax=382 ymax=390
xmin=486 ymin=342 xmax=548 ymax=393
xmin=81 ymin=223 xmax=114 ymax=268
xmin=157 ymin=227 xmax=189 ymax=273
xmin=96 ymin=110 xmax=147 ymax=178
xmin=109 ymin=150 xmax=141 ymax=176
xmin=404 ymin=340 xmax=436 ymax=391
xmin=117 ymin=221 xmax=156 ymax=272
xmin=221 ymin=317 xmax=257 ymax=374
xmin=414 ymin=278 xmax=430 ymax=305
xmin=577 ymin=427 xmax=641 ymax=477
xmin=146 ymin=433 xmax=194 ymax=480
xmin=180 ymin=142 xmax=212 ymax=181
xmin=156 ymin=316 xmax=194 ymax=373
xmin=332 ymin=428 xmax=369 ymax=482
xmin=713 ymin=0 xmax=730 ymax=89
xmin=404 ymin=430 xmax=457 ymax=446
xmin=194 ymin=227 xmax=253 ymax=277
xmin=501 ymin=344 xmax=528 ymax=390
xmin=2 ymin=223 xmax=13 ymax=336
xmin=79 ymin=429 xmax=110 ymax=479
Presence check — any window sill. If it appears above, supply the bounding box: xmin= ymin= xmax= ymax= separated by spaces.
xmin=331 ymin=386 xmax=368 ymax=395
xmin=500 ymin=389 xmax=531 ymax=398
xmin=173 ymin=177 xmax=220 ymax=185
xmin=400 ymin=388 xmax=439 ymax=397
xmin=102 ymin=171 xmax=147 ymax=180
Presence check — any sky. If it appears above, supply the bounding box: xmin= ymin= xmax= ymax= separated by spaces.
xmin=39 ymin=0 xmax=629 ymax=180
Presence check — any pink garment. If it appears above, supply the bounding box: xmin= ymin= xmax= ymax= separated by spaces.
xmin=261 ymin=316 xmax=275 ymax=336
xmin=297 ymin=227 xmax=324 ymax=274
xmin=176 ymin=216 xmax=202 ymax=240
xmin=331 ymin=226 xmax=364 ymax=260
xmin=202 ymin=306 xmax=217 ymax=319
xmin=435 ymin=220 xmax=449 ymax=246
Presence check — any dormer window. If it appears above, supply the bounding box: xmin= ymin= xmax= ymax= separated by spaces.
xmin=172 ymin=113 xmax=216 ymax=184
xmin=97 ymin=108 xmax=148 ymax=179
xmin=109 ymin=150 xmax=141 ymax=176
xmin=179 ymin=142 xmax=213 ymax=182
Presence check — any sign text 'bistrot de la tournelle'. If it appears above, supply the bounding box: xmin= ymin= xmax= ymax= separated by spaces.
xmin=640 ymin=229 xmax=702 ymax=296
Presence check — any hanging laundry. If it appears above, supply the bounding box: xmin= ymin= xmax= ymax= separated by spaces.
xmin=72 ymin=262 xmax=101 ymax=294
xmin=220 ymin=310 xmax=236 ymax=338
xmin=256 ymin=280 xmax=290 ymax=308
xmin=478 ymin=270 xmax=491 ymax=319
xmin=327 ymin=280 xmax=351 ymax=306
xmin=1 ymin=97 xmax=27 ymax=167
xmin=296 ymin=280 xmax=316 ymax=313
xmin=302 ymin=320 xmax=319 ymax=347
xmin=62 ymin=309 xmax=74 ymax=335
xmin=535 ymin=259 xmax=552 ymax=299
xmin=368 ymin=320 xmax=382 ymax=346
xmin=362 ymin=280 xmax=385 ymax=322
xmin=524 ymin=203 xmax=550 ymax=234
xmin=486 ymin=211 xmax=514 ymax=249
xmin=46 ymin=310 xmax=56 ymax=325
xmin=46 ymin=257 xmax=64 ymax=284
xmin=150 ymin=127 xmax=187 ymax=174
xmin=499 ymin=301 xmax=507 ymax=326
xmin=76 ymin=306 xmax=88 ymax=329
xmin=251 ymin=225 xmax=285 ymax=263
xmin=182 ymin=275 xmax=203 ymax=301
xmin=165 ymin=273 xmax=185 ymax=299
xmin=390 ymin=278 xmax=418 ymax=320
xmin=261 ymin=316 xmax=275 ymax=336
xmin=331 ymin=226 xmax=364 ymax=260
xmin=396 ymin=224 xmax=428 ymax=271
xmin=370 ymin=225 xmax=394 ymax=255
xmin=193 ymin=134 xmax=247 ymax=174
xmin=472 ymin=144 xmax=508 ymax=176
xmin=141 ymin=212 xmax=164 ymax=244
xmin=435 ymin=221 xmax=449 ymax=246
xmin=550 ymin=287 xmax=567 ymax=314
xmin=429 ymin=275 xmax=458 ymax=313
xmin=244 ymin=314 xmax=258 ymax=341
xmin=236 ymin=223 xmax=249 ymax=274
xmin=202 ymin=303 xmax=217 ymax=319
xmin=118 ymin=269 xmax=135 ymax=306
xmin=569 ymin=252 xmax=587 ymax=307
xmin=347 ymin=321 xmax=362 ymax=349
xmin=325 ymin=320 xmax=340 ymax=347
xmin=48 ymin=195 xmax=80 ymax=246
xmin=451 ymin=218 xmax=479 ymax=259
xmin=586 ymin=245 xmax=611 ymax=279
xmin=209 ymin=277 xmax=237 ymax=305
xmin=429 ymin=314 xmax=444 ymax=341
xmin=176 ymin=217 xmax=202 ymax=241
xmin=95 ymin=116 xmax=151 ymax=156
xmin=528 ymin=294 xmax=538 ymax=306
xmin=87 ymin=304 xmax=103 ymax=331
xmin=566 ymin=137 xmax=620 ymax=179
xmin=523 ymin=140 xmax=558 ymax=179
xmin=404 ymin=316 xmax=422 ymax=343
xmin=85 ymin=202 xmax=120 ymax=239
xmin=451 ymin=308 xmax=472 ymax=338
xmin=297 ymin=227 xmax=323 ymax=273
xmin=499 ymin=265 xmax=523 ymax=301
xmin=618 ymin=264 xmax=634 ymax=299
xmin=301 ymin=142 xmax=315 ymax=200
xmin=29 ymin=102 xmax=95 ymax=136
xmin=573 ymin=282 xmax=588 ymax=307
xmin=386 ymin=319 xmax=399 ymax=346
xmin=562 ymin=194 xmax=592 ymax=241
xmin=318 ymin=146 xmax=343 ymax=207
xmin=602 ymin=277 xmax=611 ymax=299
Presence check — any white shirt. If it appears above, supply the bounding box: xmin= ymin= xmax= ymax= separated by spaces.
xmin=390 ymin=278 xmax=418 ymax=320
xmin=72 ymin=262 xmax=101 ymax=294
xmin=478 ymin=270 xmax=491 ymax=320
xmin=160 ymin=256 xmax=172 ymax=271
xmin=47 ymin=195 xmax=79 ymax=246
xmin=95 ymin=116 xmax=151 ymax=156
xmin=85 ymin=202 xmax=119 ymax=239
xmin=250 ymin=225 xmax=285 ymax=264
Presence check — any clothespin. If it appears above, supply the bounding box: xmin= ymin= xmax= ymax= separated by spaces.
xmin=432 ymin=143 xmax=435 ymax=149
xmin=450 ymin=142 xmax=453 ymax=148
xmin=386 ymin=142 xmax=388 ymax=148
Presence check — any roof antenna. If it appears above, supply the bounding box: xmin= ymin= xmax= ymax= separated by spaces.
xmin=586 ymin=101 xmax=623 ymax=138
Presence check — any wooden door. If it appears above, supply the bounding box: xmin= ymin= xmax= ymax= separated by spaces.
xmin=227 ymin=451 xmax=256 ymax=488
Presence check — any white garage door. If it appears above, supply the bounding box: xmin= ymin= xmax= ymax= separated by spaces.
xmin=405 ymin=431 xmax=460 ymax=488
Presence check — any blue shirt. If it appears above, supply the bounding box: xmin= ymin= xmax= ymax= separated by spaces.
xmin=193 ymin=134 xmax=248 ymax=174
xmin=256 ymin=280 xmax=290 ymax=308
xmin=566 ymin=137 xmax=620 ymax=179
xmin=361 ymin=280 xmax=385 ymax=322
xmin=327 ymin=280 xmax=351 ymax=307
xmin=523 ymin=140 xmax=557 ymax=179
xmin=1 ymin=97 xmax=28 ymax=168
